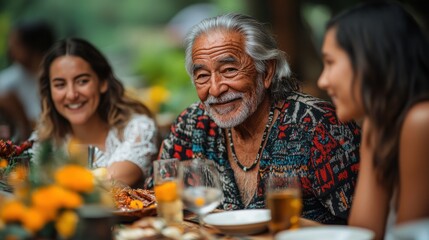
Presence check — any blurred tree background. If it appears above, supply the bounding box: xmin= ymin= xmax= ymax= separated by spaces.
xmin=0 ymin=0 xmax=427 ymax=126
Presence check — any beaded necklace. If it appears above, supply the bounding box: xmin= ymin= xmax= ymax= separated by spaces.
xmin=227 ymin=104 xmax=275 ymax=172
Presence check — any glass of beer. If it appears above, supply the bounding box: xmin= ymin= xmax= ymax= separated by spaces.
xmin=266 ymin=173 xmax=302 ymax=234
xmin=153 ymin=158 xmax=183 ymax=226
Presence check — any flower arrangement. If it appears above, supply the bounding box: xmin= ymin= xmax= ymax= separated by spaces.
xmin=0 ymin=139 xmax=33 ymax=180
xmin=0 ymin=140 xmax=32 ymax=159
xmin=0 ymin=140 xmax=110 ymax=240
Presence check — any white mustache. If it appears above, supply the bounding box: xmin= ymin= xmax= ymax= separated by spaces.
xmin=204 ymin=92 xmax=243 ymax=105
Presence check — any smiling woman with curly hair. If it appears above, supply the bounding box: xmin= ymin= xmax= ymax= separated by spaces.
xmin=32 ymin=38 xmax=159 ymax=187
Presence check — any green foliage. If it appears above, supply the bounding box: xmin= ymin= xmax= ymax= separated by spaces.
xmin=134 ymin=40 xmax=198 ymax=114
xmin=135 ymin=46 xmax=189 ymax=87
xmin=28 ymin=140 xmax=69 ymax=188
xmin=36 ymin=221 xmax=57 ymax=239
xmin=0 ymin=14 xmax=11 ymax=69
xmin=0 ymin=224 xmax=30 ymax=240
xmin=0 ymin=0 xmax=248 ymax=115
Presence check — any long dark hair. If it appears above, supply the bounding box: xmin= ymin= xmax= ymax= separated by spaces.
xmin=327 ymin=1 xmax=429 ymax=190
xmin=37 ymin=38 xmax=152 ymax=144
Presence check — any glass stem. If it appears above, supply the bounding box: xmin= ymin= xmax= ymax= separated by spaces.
xmin=198 ymin=214 xmax=204 ymax=227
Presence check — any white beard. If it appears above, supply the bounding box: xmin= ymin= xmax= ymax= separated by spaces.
xmin=204 ymin=75 xmax=265 ymax=128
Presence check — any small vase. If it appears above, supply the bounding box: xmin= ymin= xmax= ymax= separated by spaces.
xmin=73 ymin=205 xmax=114 ymax=240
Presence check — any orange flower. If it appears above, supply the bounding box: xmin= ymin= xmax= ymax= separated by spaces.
xmin=0 ymin=200 xmax=27 ymax=223
xmin=31 ymin=185 xmax=64 ymax=220
xmin=55 ymin=210 xmax=79 ymax=239
xmin=0 ymin=159 xmax=7 ymax=168
xmin=7 ymin=166 xmax=28 ymax=185
xmin=61 ymin=189 xmax=83 ymax=209
xmin=55 ymin=164 xmax=94 ymax=193
xmin=21 ymin=208 xmax=46 ymax=233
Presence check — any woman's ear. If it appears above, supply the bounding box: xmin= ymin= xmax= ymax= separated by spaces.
xmin=263 ymin=60 xmax=276 ymax=89
xmin=100 ymin=80 xmax=108 ymax=93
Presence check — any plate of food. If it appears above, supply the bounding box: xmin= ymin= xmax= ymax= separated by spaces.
xmin=203 ymin=209 xmax=271 ymax=235
xmin=111 ymin=184 xmax=157 ymax=223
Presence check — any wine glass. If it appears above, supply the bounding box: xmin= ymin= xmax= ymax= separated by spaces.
xmin=180 ymin=159 xmax=223 ymax=228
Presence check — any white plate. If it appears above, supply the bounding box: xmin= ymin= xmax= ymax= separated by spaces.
xmin=203 ymin=209 xmax=271 ymax=235
xmin=392 ymin=218 xmax=429 ymax=239
xmin=275 ymin=226 xmax=375 ymax=240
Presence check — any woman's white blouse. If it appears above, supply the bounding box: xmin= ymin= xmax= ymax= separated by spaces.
xmin=30 ymin=114 xmax=158 ymax=178
xmin=93 ymin=114 xmax=158 ymax=178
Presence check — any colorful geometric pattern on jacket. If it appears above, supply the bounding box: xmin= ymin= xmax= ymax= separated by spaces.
xmin=160 ymin=92 xmax=361 ymax=224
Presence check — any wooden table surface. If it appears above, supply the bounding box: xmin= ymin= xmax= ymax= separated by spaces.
xmin=116 ymin=210 xmax=321 ymax=240
xmin=183 ymin=215 xmax=321 ymax=240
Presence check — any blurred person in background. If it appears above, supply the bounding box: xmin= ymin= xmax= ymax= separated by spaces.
xmin=159 ymin=13 xmax=361 ymax=224
xmin=318 ymin=1 xmax=429 ymax=239
xmin=32 ymin=38 xmax=159 ymax=187
xmin=0 ymin=20 xmax=55 ymax=142
xmin=167 ymin=3 xmax=218 ymax=44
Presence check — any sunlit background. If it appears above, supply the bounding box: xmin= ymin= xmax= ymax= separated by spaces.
xmin=1 ymin=0 xmax=426 ymax=120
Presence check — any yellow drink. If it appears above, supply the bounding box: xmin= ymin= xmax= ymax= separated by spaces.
xmin=154 ymin=181 xmax=183 ymax=225
xmin=266 ymin=189 xmax=302 ymax=234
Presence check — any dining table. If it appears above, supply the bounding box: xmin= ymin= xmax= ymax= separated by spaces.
xmin=2 ymin=187 xmax=322 ymax=240
xmin=114 ymin=209 xmax=321 ymax=240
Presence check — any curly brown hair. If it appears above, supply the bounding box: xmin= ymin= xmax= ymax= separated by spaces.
xmin=36 ymin=38 xmax=153 ymax=145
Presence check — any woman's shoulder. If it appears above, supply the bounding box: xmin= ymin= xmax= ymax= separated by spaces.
xmin=119 ymin=114 xmax=157 ymax=135
xmin=108 ymin=114 xmax=156 ymax=137
xmin=107 ymin=114 xmax=158 ymax=145
xmin=400 ymin=101 xmax=429 ymax=160
xmin=402 ymin=101 xmax=429 ymax=133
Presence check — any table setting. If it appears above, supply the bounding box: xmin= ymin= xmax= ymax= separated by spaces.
xmin=115 ymin=158 xmax=311 ymax=240
xmin=114 ymin=158 xmax=376 ymax=240
xmin=0 ymin=145 xmax=376 ymax=240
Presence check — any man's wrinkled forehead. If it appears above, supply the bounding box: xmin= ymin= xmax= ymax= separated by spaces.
xmin=191 ymin=30 xmax=246 ymax=64
xmin=192 ymin=29 xmax=245 ymax=53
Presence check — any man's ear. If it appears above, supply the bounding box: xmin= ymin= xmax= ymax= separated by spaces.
xmin=263 ymin=60 xmax=276 ymax=89
xmin=100 ymin=80 xmax=108 ymax=93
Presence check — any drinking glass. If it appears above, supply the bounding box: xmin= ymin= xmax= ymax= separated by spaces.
xmin=266 ymin=173 xmax=302 ymax=234
xmin=153 ymin=158 xmax=183 ymax=226
xmin=181 ymin=159 xmax=223 ymax=227
xmin=67 ymin=139 xmax=89 ymax=167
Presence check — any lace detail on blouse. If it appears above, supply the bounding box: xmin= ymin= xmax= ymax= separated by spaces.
xmin=93 ymin=114 xmax=158 ymax=178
